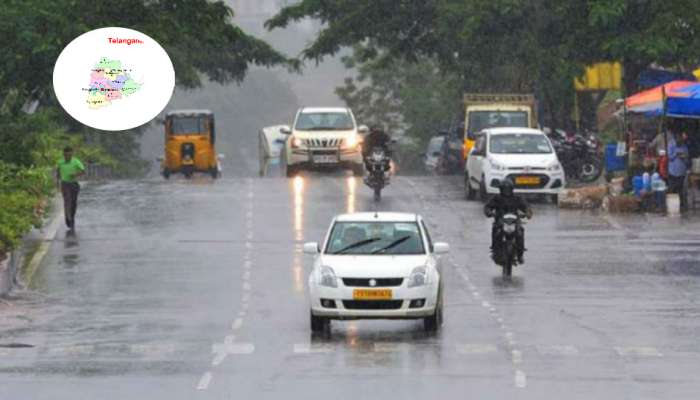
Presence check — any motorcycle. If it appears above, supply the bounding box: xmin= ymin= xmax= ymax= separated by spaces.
xmin=490 ymin=211 xmax=527 ymax=278
xmin=552 ymin=132 xmax=602 ymax=183
xmin=364 ymin=146 xmax=391 ymax=201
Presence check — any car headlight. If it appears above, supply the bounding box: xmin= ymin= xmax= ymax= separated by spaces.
xmin=319 ymin=266 xmax=338 ymax=288
xmin=490 ymin=159 xmax=507 ymax=171
xmin=547 ymin=162 xmax=562 ymax=172
xmin=291 ymin=137 xmax=304 ymax=148
xmin=343 ymin=134 xmax=359 ymax=149
xmin=407 ymin=266 xmax=429 ymax=288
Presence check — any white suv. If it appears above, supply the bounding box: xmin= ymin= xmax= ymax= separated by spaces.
xmin=281 ymin=107 xmax=367 ymax=177
xmin=465 ymin=127 xmax=565 ymax=202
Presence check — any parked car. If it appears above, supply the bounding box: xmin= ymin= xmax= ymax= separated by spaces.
xmin=304 ymin=212 xmax=449 ymax=334
xmin=465 ymin=127 xmax=565 ymax=202
xmin=424 ymin=135 xmax=445 ymax=173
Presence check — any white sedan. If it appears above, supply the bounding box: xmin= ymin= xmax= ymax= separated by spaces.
xmin=304 ymin=212 xmax=449 ymax=334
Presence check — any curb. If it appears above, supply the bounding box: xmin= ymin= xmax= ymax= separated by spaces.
xmin=21 ymin=196 xmax=64 ymax=289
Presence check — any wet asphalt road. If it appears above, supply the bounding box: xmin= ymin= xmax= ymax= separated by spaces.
xmin=1 ymin=172 xmax=700 ymax=399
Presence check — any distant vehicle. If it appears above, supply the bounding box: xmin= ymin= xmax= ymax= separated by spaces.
xmin=258 ymin=125 xmax=289 ymax=176
xmin=462 ymin=93 xmax=538 ymax=161
xmin=546 ymin=128 xmax=603 ymax=183
xmin=304 ymin=212 xmax=449 ymax=334
xmin=424 ymin=135 xmax=445 ymax=173
xmin=280 ymin=107 xmax=367 ymax=177
xmin=465 ymin=127 xmax=565 ymax=203
xmin=159 ymin=109 xmax=223 ymax=179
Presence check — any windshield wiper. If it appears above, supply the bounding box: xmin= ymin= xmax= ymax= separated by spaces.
xmin=371 ymin=236 xmax=411 ymax=254
xmin=333 ymin=237 xmax=382 ymax=254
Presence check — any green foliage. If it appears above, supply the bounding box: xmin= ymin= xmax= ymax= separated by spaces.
xmin=270 ymin=0 xmax=700 ymax=130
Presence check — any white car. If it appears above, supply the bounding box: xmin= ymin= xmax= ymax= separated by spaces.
xmin=465 ymin=127 xmax=565 ymax=202
xmin=280 ymin=107 xmax=367 ymax=177
xmin=304 ymin=212 xmax=449 ymax=334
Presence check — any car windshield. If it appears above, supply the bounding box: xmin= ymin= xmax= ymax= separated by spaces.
xmin=294 ymin=112 xmax=354 ymax=131
xmin=325 ymin=221 xmax=425 ymax=255
xmin=170 ymin=116 xmax=207 ymax=135
xmin=489 ymin=133 xmax=552 ymax=154
xmin=468 ymin=111 xmax=528 ymax=133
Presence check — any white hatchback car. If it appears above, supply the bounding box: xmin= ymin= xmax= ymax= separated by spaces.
xmin=305 ymin=212 xmax=449 ymax=334
xmin=465 ymin=127 xmax=565 ymax=202
xmin=281 ymin=107 xmax=367 ymax=177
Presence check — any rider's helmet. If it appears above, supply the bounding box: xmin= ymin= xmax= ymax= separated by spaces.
xmin=499 ymin=179 xmax=514 ymax=197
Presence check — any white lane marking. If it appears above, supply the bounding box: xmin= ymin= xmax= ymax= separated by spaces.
xmin=197 ymin=372 xmax=212 ymax=390
xmin=242 ymin=270 xmax=251 ymax=280
xmin=614 ymin=346 xmax=662 ymax=357
xmin=456 ymin=344 xmax=498 ymax=354
xmin=293 ymin=343 xmax=335 ymax=354
xmin=481 ymin=300 xmax=491 ymax=308
xmin=243 ymin=282 xmax=251 ymax=291
xmin=511 ymin=350 xmax=523 ymax=364
xmin=232 ymin=318 xmax=243 ymax=331
xmin=244 ymin=260 xmax=252 ymax=268
xmin=537 ymin=345 xmax=579 ymax=356
xmin=238 ymin=310 xmax=247 ymax=317
xmin=246 ymin=211 xmax=253 ymax=219
xmin=245 ymin=242 xmax=252 ymax=249
xmin=514 ymin=370 xmax=527 ymax=388
xmin=241 ymin=293 xmax=250 ymax=302
xmin=246 ymin=232 xmax=253 ymax=240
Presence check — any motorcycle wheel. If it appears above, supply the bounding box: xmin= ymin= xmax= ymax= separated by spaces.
xmin=579 ymin=158 xmax=602 ymax=183
xmin=373 ymin=186 xmax=382 ymax=202
xmin=502 ymin=242 xmax=513 ymax=278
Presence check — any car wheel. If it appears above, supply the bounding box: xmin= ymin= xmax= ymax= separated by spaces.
xmin=162 ymin=169 xmax=170 ymax=180
xmin=310 ymin=311 xmax=329 ymax=334
xmin=479 ymin=175 xmax=488 ymax=202
xmin=286 ymin=164 xmax=298 ymax=178
xmin=352 ymin=164 xmax=364 ymax=177
xmin=465 ymin=173 xmax=476 ymax=200
xmin=423 ymin=289 xmax=443 ymax=333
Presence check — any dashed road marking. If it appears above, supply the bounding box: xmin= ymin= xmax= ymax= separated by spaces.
xmin=232 ymin=318 xmax=243 ymax=331
xmin=515 ymin=370 xmax=527 ymax=388
xmin=511 ymin=349 xmax=523 ymax=364
xmin=614 ymin=346 xmax=662 ymax=357
xmin=197 ymin=372 xmax=212 ymax=390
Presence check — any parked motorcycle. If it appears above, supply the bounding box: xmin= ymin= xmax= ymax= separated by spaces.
xmin=364 ymin=147 xmax=391 ymax=201
xmin=551 ymin=132 xmax=602 ymax=183
xmin=491 ymin=211 xmax=527 ymax=278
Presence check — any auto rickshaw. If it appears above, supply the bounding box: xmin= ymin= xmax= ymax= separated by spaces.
xmin=160 ymin=109 xmax=222 ymax=179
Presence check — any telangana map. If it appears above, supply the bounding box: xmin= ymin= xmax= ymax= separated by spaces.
xmin=85 ymin=57 xmax=141 ymax=109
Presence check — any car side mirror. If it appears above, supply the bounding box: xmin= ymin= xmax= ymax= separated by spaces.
xmin=303 ymin=242 xmax=320 ymax=254
xmin=280 ymin=125 xmax=292 ymax=135
xmin=358 ymin=125 xmax=369 ymax=135
xmin=433 ymin=242 xmax=450 ymax=254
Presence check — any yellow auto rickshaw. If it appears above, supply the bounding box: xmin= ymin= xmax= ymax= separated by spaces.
xmin=160 ymin=109 xmax=222 ymax=179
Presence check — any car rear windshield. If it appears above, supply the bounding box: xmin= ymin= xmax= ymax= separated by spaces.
xmin=295 ymin=112 xmax=354 ymax=131
xmin=468 ymin=111 xmax=528 ymax=133
xmin=489 ymin=133 xmax=552 ymax=154
xmin=325 ymin=221 xmax=425 ymax=255
xmin=170 ymin=116 xmax=207 ymax=135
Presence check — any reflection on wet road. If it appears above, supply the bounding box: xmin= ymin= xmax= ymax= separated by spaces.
xmin=1 ymin=174 xmax=700 ymax=399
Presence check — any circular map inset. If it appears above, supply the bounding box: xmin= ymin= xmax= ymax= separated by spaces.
xmin=53 ymin=27 xmax=175 ymax=131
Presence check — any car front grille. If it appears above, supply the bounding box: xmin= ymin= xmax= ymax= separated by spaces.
xmin=303 ymin=138 xmax=344 ymax=148
xmin=342 ymin=300 xmax=403 ymax=310
xmin=342 ymin=278 xmax=404 ymax=287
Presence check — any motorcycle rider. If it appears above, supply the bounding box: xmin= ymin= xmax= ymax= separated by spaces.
xmin=484 ymin=179 xmax=532 ymax=264
xmin=362 ymin=126 xmax=392 ymax=172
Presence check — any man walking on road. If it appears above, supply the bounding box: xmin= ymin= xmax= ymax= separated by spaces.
xmin=668 ymin=132 xmax=690 ymax=211
xmin=56 ymin=146 xmax=85 ymax=230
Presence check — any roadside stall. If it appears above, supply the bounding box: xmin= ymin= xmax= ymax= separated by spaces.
xmin=623 ymin=80 xmax=700 ymax=211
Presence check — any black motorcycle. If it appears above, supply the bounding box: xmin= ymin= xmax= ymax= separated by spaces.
xmin=552 ymin=133 xmax=602 ymax=183
xmin=364 ymin=147 xmax=391 ymax=201
xmin=490 ymin=211 xmax=527 ymax=278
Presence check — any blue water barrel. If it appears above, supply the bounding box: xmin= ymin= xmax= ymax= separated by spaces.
xmin=605 ymin=144 xmax=625 ymax=172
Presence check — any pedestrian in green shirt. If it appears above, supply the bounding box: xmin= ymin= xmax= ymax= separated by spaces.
xmin=56 ymin=146 xmax=85 ymax=230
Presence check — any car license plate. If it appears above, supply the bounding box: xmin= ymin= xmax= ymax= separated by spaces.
xmin=515 ymin=176 xmax=540 ymax=185
xmin=352 ymin=289 xmax=392 ymax=300
xmin=313 ymin=155 xmax=337 ymax=164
